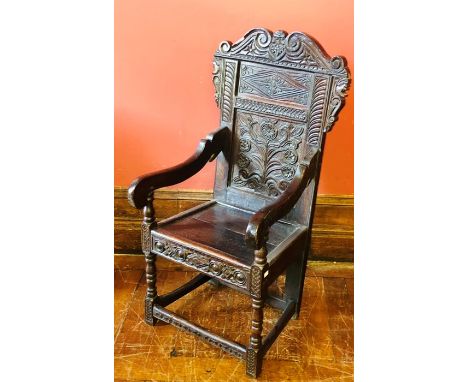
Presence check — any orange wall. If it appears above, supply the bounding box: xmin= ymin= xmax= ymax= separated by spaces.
xmin=115 ymin=0 xmax=353 ymax=194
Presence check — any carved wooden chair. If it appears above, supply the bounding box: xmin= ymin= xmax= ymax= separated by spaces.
xmin=128 ymin=28 xmax=349 ymax=377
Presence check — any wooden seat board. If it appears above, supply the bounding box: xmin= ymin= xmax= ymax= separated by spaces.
xmin=155 ymin=202 xmax=301 ymax=266
xmin=190 ymin=203 xmax=300 ymax=246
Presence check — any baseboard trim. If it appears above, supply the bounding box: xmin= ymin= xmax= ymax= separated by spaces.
xmin=114 ymin=186 xmax=353 ymax=261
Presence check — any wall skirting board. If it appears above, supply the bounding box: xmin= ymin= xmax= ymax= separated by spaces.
xmin=114 ymin=186 xmax=354 ymax=262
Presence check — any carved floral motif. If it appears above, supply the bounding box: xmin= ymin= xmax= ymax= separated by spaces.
xmin=152 ymin=237 xmax=249 ymax=289
xmin=232 ymin=112 xmax=305 ymax=197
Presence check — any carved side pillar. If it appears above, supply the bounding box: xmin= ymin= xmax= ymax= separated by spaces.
xmin=246 ymin=246 xmax=268 ymax=377
xmin=142 ymin=193 xmax=157 ymax=325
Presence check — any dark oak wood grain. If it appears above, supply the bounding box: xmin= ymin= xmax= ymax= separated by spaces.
xmin=124 ymin=29 xmax=350 ymax=377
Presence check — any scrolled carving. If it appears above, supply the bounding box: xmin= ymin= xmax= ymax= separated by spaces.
xmin=325 ymin=76 xmax=349 ymax=132
xmin=215 ymin=29 xmax=350 ymax=134
xmin=336 ymin=76 xmax=348 ymax=97
xmin=232 ymin=112 xmax=305 ymax=197
xmin=216 ymin=29 xmax=340 ymax=75
xmin=219 ymin=28 xmax=271 ymax=56
xmin=331 ymin=55 xmax=346 ymax=71
xmin=212 ymin=58 xmax=222 ymax=107
xmin=152 ymin=237 xmax=249 ymax=289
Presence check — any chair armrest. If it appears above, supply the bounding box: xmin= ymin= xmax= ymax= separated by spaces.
xmin=128 ymin=126 xmax=230 ymax=209
xmin=245 ymin=147 xmax=320 ymax=250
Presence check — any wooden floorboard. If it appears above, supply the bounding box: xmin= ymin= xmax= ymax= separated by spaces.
xmin=114 ymin=269 xmax=144 ymax=338
xmin=114 ymin=259 xmax=354 ymax=381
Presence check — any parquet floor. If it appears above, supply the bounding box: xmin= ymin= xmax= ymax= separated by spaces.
xmin=114 ymin=257 xmax=353 ymax=382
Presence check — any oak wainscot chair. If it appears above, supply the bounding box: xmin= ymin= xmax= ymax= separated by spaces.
xmin=128 ymin=28 xmax=350 ymax=377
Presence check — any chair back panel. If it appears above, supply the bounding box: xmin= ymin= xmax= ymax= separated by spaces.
xmin=212 ymin=29 xmax=349 ymax=226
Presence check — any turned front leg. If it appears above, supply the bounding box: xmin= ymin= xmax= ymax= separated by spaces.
xmin=246 ymin=246 xmax=267 ymax=377
xmin=142 ymin=193 xmax=157 ymax=325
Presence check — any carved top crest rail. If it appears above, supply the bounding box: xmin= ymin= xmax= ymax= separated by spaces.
xmin=213 ymin=28 xmax=349 ymax=133
xmin=216 ymin=29 xmax=346 ymax=75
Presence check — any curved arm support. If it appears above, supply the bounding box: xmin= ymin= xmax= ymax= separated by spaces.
xmin=128 ymin=126 xmax=230 ymax=209
xmin=245 ymin=147 xmax=320 ymax=250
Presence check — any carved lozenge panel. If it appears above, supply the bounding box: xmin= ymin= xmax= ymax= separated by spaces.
xmin=239 ymin=62 xmax=312 ymax=106
xmin=231 ymin=111 xmax=306 ymax=197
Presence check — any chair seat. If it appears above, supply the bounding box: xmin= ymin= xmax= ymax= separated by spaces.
xmin=151 ymin=201 xmax=303 ymax=291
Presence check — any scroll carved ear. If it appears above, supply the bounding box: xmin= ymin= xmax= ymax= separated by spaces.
xmin=206 ymin=125 xmax=230 ymax=159
xmin=245 ymin=217 xmax=269 ymax=250
xmin=325 ymin=72 xmax=350 ymax=132
xmin=212 ymin=58 xmax=222 ymax=108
